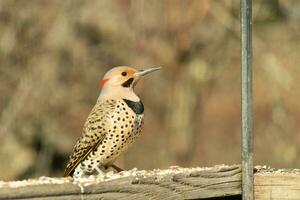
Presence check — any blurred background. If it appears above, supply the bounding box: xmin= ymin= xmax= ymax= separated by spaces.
xmin=0 ymin=0 xmax=300 ymax=181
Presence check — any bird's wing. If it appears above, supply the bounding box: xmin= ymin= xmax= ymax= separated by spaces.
xmin=63 ymin=99 xmax=117 ymax=177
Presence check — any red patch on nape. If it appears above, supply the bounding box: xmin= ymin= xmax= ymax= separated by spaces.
xmin=100 ymin=78 xmax=109 ymax=91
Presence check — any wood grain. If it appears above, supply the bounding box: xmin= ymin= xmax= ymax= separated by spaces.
xmin=2 ymin=165 xmax=300 ymax=200
xmin=0 ymin=165 xmax=241 ymax=200
xmin=255 ymin=173 xmax=300 ymax=200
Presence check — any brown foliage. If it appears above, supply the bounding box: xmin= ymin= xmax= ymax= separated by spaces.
xmin=0 ymin=0 xmax=300 ymax=180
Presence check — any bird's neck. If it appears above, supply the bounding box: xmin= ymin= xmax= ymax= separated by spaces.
xmin=98 ymin=86 xmax=140 ymax=102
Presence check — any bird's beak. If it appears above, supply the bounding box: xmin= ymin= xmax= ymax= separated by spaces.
xmin=135 ymin=67 xmax=161 ymax=77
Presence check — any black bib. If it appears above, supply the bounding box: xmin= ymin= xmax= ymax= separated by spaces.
xmin=123 ymin=99 xmax=144 ymax=115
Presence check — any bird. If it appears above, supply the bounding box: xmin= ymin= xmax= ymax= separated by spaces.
xmin=63 ymin=66 xmax=160 ymax=178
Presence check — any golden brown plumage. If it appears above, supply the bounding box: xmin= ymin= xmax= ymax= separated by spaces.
xmin=63 ymin=99 xmax=115 ymax=177
xmin=63 ymin=66 xmax=159 ymax=178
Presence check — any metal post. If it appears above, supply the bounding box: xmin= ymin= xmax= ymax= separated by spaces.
xmin=241 ymin=0 xmax=253 ymax=200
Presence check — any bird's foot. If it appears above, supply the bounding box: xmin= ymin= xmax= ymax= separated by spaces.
xmin=95 ymin=166 xmax=105 ymax=176
xmin=111 ymin=164 xmax=124 ymax=172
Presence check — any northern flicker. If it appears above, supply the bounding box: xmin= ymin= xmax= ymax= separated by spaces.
xmin=63 ymin=66 xmax=160 ymax=178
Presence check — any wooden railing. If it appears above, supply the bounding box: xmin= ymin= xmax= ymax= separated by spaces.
xmin=1 ymin=165 xmax=299 ymax=200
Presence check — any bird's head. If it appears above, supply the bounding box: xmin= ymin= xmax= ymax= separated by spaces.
xmin=99 ymin=66 xmax=160 ymax=101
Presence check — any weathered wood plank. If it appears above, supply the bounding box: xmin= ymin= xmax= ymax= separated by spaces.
xmin=255 ymin=173 xmax=300 ymax=200
xmin=1 ymin=165 xmax=300 ymax=200
xmin=0 ymin=165 xmax=241 ymax=200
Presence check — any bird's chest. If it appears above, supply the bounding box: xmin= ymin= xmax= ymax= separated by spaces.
xmin=110 ymin=101 xmax=144 ymax=144
xmin=93 ymin=100 xmax=144 ymax=163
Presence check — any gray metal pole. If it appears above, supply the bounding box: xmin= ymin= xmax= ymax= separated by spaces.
xmin=241 ymin=0 xmax=253 ymax=199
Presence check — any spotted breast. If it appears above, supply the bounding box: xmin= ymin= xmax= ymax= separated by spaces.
xmin=64 ymin=98 xmax=144 ymax=178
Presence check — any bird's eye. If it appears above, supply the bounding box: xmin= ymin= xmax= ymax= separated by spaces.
xmin=121 ymin=72 xmax=127 ymax=76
